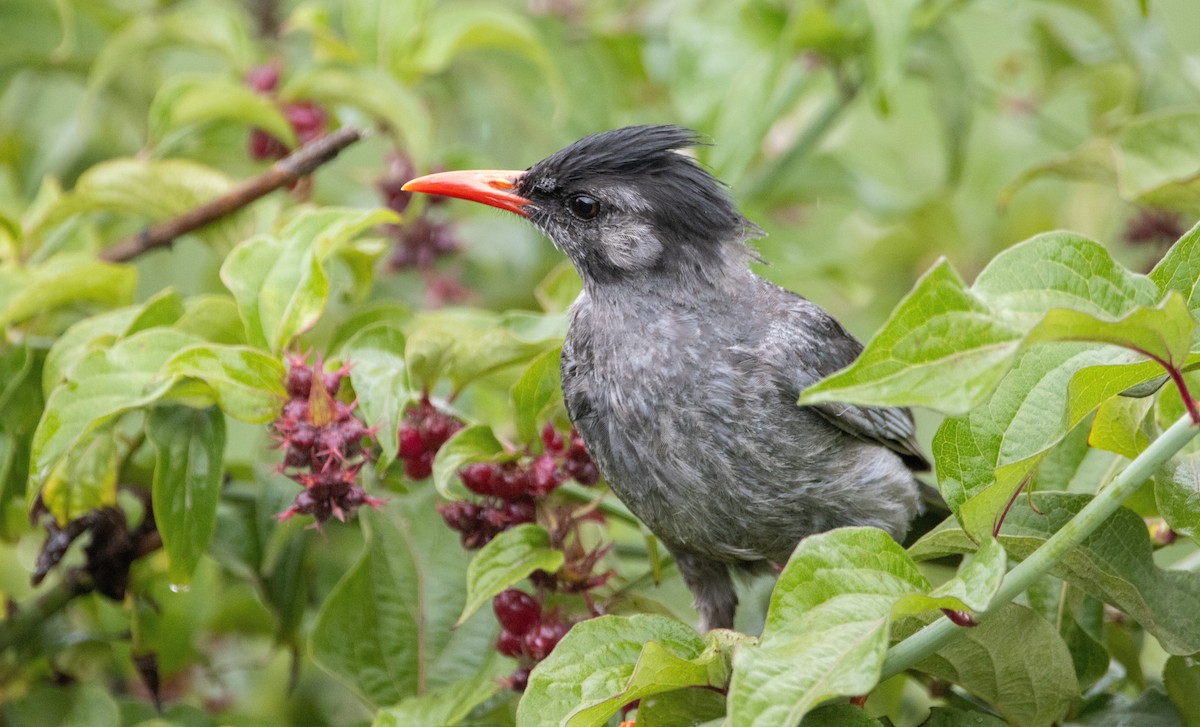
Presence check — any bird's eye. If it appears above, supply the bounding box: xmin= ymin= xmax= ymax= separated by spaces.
xmin=567 ymin=194 xmax=600 ymax=220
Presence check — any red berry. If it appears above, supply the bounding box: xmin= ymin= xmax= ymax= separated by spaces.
xmin=567 ymin=460 xmax=599 ymax=486
xmin=509 ymin=666 xmax=531 ymax=692
xmin=501 ymin=498 xmax=536 ymax=525
xmin=286 ymin=366 xmax=313 ymax=398
xmin=404 ymin=451 xmax=434 ymax=480
xmin=398 ymin=423 xmax=424 ymax=458
xmin=460 ymin=463 xmax=498 ymax=496
xmin=438 ymin=501 xmax=481 ymax=532
xmin=493 ymin=589 xmax=540 ymax=636
xmin=284 ymin=446 xmax=310 ymax=468
xmin=529 ymin=454 xmax=561 ymax=496
xmin=541 ymin=423 xmax=565 ymax=453
xmin=524 ymin=621 xmax=568 ymax=660
xmin=492 ymin=465 xmax=530 ymax=500
xmin=245 ymin=63 xmax=280 ymax=93
xmin=280 ymin=398 xmax=309 ymax=423
xmin=248 ymin=128 xmax=288 ymax=160
xmin=285 ymin=101 xmax=327 ymax=144
xmin=496 ymin=629 xmax=524 ymax=658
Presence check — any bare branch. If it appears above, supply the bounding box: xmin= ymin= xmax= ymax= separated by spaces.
xmin=99 ymin=126 xmax=367 ymax=263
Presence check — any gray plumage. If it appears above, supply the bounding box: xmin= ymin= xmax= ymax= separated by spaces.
xmin=519 ymin=126 xmax=931 ymax=631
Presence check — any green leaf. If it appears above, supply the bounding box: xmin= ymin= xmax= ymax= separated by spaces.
xmin=1090 ymin=395 xmax=1153 ymax=459
xmin=634 ymin=687 xmax=727 ymax=727
xmin=798 ymin=704 xmax=884 ymax=726
xmin=535 ymin=260 xmax=583 ymax=313
xmin=518 ymin=615 xmax=741 ymax=727
xmin=909 ymin=492 xmax=1200 ymax=655
xmin=512 ymin=346 xmax=563 ymax=445
xmin=148 ymin=74 xmax=296 ymax=150
xmin=39 ymin=425 xmax=119 ymax=523
xmin=161 ymin=344 xmax=285 ymax=423
xmin=405 ymin=308 xmax=561 ymax=392
xmin=0 ymin=254 xmax=136 ymax=329
xmin=1155 ymin=452 xmax=1200 ymax=542
xmin=727 ymin=527 xmax=1002 ymax=726
xmin=904 ymin=604 xmax=1078 ymax=727
xmin=280 ymin=66 xmax=430 ymax=153
xmin=457 ymin=524 xmax=564 ymax=626
xmin=1163 ymin=655 xmax=1200 ymax=727
xmin=220 ymin=208 xmax=396 ymax=352
xmin=342 ymin=323 xmax=412 ymax=470
xmin=310 ymin=488 xmax=497 ymax=706
xmin=31 ymin=328 xmax=201 ymax=492
xmin=41 ymin=289 xmax=183 ymax=395
xmin=147 ymin=406 xmax=226 ymax=586
xmin=431 ymin=425 xmax=506 ymax=496
xmin=1150 ymin=221 xmax=1200 ymax=312
xmin=42 ymin=158 xmax=252 ymax=250
xmin=1001 ymin=139 xmax=1118 ymax=210
xmin=1114 ymin=110 xmax=1200 ymax=209
xmin=1024 ymin=292 xmax=1195 ymax=369
xmin=801 ymin=232 xmax=1165 ymax=416
xmin=372 ymin=677 xmax=501 ymax=727
xmin=799 ymin=259 xmax=1023 ymax=413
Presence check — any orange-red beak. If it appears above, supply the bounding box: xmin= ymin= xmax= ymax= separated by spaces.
xmin=401 ymin=169 xmax=531 ymax=217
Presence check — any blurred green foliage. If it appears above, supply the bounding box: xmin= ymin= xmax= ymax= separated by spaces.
xmin=3 ymin=0 xmax=1200 ymax=725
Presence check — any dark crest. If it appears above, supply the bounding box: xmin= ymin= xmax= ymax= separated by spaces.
xmin=518 ymin=125 xmax=748 ymax=250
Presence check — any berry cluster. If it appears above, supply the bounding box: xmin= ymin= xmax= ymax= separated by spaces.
xmin=492 ymin=588 xmax=571 ymax=691
xmin=273 ymin=354 xmax=382 ymax=525
xmin=245 ymin=63 xmax=329 ymax=161
xmin=437 ymin=424 xmax=601 ymax=551
xmin=396 ymin=395 xmax=465 ymax=480
xmin=376 ymin=152 xmax=463 ymax=275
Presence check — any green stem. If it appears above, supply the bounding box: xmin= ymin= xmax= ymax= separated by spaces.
xmin=557 ymin=482 xmax=641 ymax=528
xmin=881 ymin=411 xmax=1200 ymax=678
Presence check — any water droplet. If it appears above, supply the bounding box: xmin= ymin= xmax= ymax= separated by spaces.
xmin=168 ymin=582 xmax=190 ymax=594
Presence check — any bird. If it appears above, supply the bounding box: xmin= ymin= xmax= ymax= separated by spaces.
xmin=403 ymin=125 xmax=936 ymax=632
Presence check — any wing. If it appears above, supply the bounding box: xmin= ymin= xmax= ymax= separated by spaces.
xmin=756 ymin=282 xmax=931 ymax=472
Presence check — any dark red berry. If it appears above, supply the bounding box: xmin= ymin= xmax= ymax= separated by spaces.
xmin=286 ymin=366 xmax=313 ymax=398
xmin=501 ymin=499 xmax=536 ymax=525
xmin=285 ymin=101 xmax=327 ymax=144
xmin=438 ymin=501 xmax=481 ymax=532
xmin=496 ymin=629 xmax=524 ymax=658
xmin=404 ymin=451 xmax=434 ymax=480
xmin=248 ymin=128 xmax=288 ymax=161
xmin=541 ymin=423 xmax=565 ymax=453
xmin=398 ymin=424 xmax=424 ymax=458
xmin=509 ymin=666 xmax=531 ymax=692
xmin=492 ymin=466 xmax=530 ymax=500
xmin=493 ymin=589 xmax=540 ymax=636
xmin=284 ymin=446 xmax=310 ymax=468
xmin=524 ymin=621 xmax=568 ymax=660
xmin=280 ymin=398 xmax=309 ymax=423
xmin=460 ymin=463 xmax=498 ymax=496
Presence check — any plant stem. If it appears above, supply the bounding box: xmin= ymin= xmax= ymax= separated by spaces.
xmin=99 ymin=126 xmax=367 ymax=263
xmin=880 ymin=411 xmax=1200 ymax=679
xmin=557 ymin=482 xmax=641 ymax=528
xmin=741 ymin=87 xmax=857 ymax=200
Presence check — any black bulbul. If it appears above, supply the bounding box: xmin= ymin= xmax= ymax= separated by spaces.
xmin=403 ymin=125 xmax=934 ymax=631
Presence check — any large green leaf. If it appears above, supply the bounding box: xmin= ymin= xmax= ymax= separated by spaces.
xmin=405 ymin=308 xmax=563 ymax=392
xmin=31 ymin=328 xmax=202 ymax=493
xmin=512 ymin=346 xmax=563 ymax=446
xmin=726 ymin=527 xmax=1006 ymax=726
xmin=1155 ymin=452 xmax=1200 ymax=543
xmin=1114 ymin=110 xmax=1200 ymax=210
xmin=220 ymin=208 xmax=396 ymax=352
xmin=517 ymin=615 xmax=743 ymax=727
xmin=372 ymin=676 xmax=501 ymax=727
xmin=909 ymin=493 xmax=1200 ymax=655
xmin=902 ymin=606 xmax=1078 ymax=727
xmin=39 ymin=425 xmax=119 ymax=523
xmin=310 ymin=487 xmax=497 ymax=706
xmin=0 ymin=254 xmax=136 ymax=330
xmin=161 ymin=344 xmax=285 ymax=423
xmin=342 ymin=323 xmax=413 ymax=471
xmin=147 ymin=405 xmax=226 ymax=586
xmin=148 ymin=74 xmax=296 ymax=150
xmin=457 ymin=524 xmax=565 ymax=626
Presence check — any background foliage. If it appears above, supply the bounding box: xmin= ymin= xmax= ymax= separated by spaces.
xmin=4 ymin=0 xmax=1200 ymax=725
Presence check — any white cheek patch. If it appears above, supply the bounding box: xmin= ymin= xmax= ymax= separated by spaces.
xmin=603 ymin=221 xmax=663 ymax=271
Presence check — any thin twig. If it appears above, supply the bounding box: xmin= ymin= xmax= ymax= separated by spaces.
xmin=99 ymin=126 xmax=367 ymax=263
